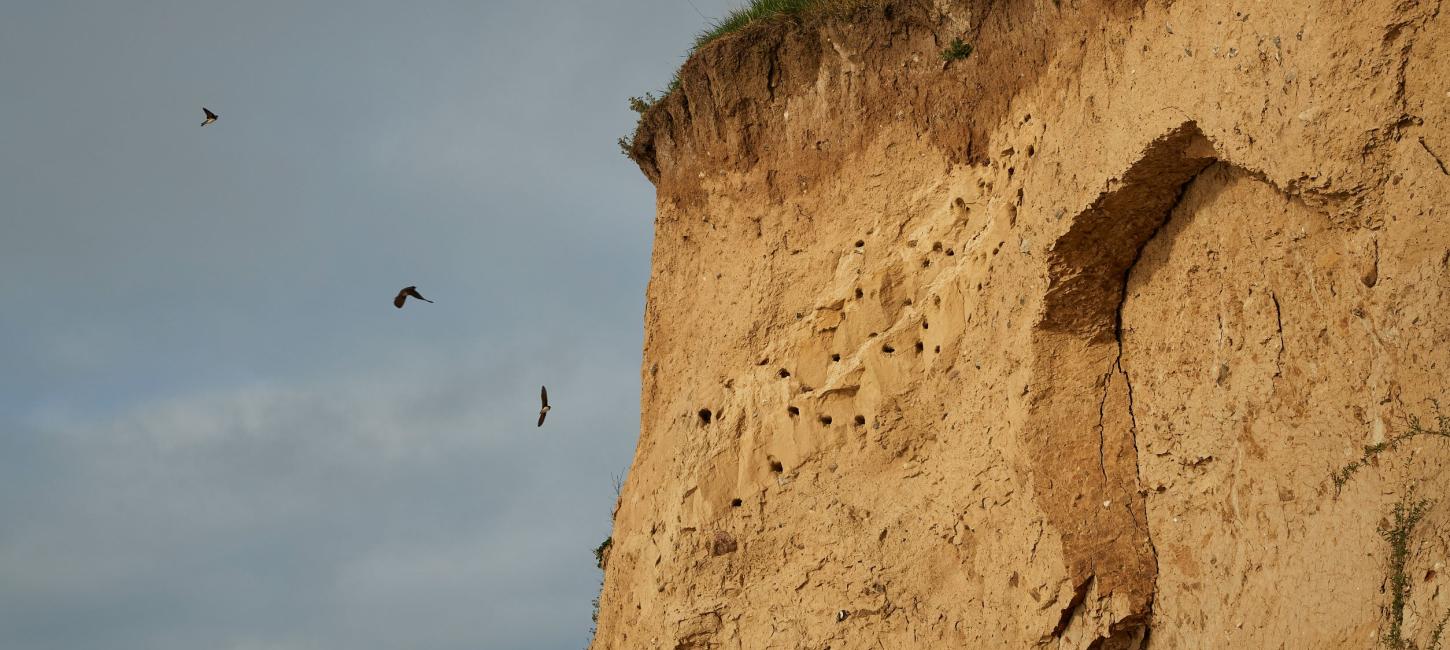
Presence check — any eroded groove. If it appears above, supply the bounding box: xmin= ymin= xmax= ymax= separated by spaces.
xmin=1029 ymin=123 xmax=1215 ymax=646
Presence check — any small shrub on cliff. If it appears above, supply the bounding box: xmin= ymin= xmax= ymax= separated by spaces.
xmin=593 ymin=536 xmax=613 ymax=570
xmin=940 ymin=37 xmax=972 ymax=62
xmin=1378 ymin=495 xmax=1448 ymax=650
xmin=1333 ymin=409 xmax=1450 ymax=494
xmin=1381 ymin=496 xmax=1431 ymax=649
xmin=628 ymin=93 xmax=660 ymax=115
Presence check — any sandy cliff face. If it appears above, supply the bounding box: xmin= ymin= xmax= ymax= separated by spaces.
xmin=596 ymin=1 xmax=1450 ymax=647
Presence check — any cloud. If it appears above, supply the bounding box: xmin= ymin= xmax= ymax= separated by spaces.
xmin=1 ymin=339 xmax=631 ymax=650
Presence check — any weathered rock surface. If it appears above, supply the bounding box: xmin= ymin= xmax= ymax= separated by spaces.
xmin=596 ymin=0 xmax=1450 ymax=647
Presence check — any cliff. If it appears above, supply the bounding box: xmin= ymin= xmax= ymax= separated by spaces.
xmin=597 ymin=0 xmax=1450 ymax=647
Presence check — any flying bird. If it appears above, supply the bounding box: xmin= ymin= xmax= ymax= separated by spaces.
xmin=200 ymin=107 xmax=218 ymax=127
xmin=537 ymin=386 xmax=550 ymax=427
xmin=393 ymin=286 xmax=434 ymax=308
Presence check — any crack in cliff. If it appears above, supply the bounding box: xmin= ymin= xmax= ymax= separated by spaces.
xmin=1421 ymin=137 xmax=1450 ymax=176
xmin=1051 ymin=575 xmax=1096 ymax=639
xmin=1096 ymin=369 xmax=1111 ymax=486
xmin=1271 ymin=291 xmax=1285 ymax=378
xmin=1095 ymin=162 xmax=1208 ymax=642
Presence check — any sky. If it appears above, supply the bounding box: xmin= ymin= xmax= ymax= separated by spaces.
xmin=0 ymin=2 xmax=739 ymax=648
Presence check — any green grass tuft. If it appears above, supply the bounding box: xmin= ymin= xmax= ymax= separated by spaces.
xmin=940 ymin=37 xmax=972 ymax=61
xmin=692 ymin=0 xmax=818 ymax=51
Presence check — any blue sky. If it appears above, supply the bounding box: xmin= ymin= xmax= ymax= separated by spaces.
xmin=0 ymin=2 xmax=735 ymax=648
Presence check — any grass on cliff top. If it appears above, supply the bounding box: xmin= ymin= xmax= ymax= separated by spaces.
xmin=696 ymin=0 xmax=883 ymax=49
xmin=620 ymin=0 xmax=877 ymax=157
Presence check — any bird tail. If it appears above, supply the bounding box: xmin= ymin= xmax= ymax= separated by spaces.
xmin=420 ymin=297 xmax=434 ymax=303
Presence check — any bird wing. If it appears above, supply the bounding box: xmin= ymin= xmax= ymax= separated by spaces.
xmin=541 ymin=385 xmax=548 ymax=408
xmin=537 ymin=410 xmax=547 ymax=427
xmin=393 ymin=292 xmax=406 ymax=308
xmin=203 ymin=107 xmax=217 ymax=119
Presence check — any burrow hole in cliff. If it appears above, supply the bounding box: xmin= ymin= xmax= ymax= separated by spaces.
xmin=921 ymin=258 xmax=931 ymax=269
xmin=1007 ymin=166 xmax=1016 ymax=178
xmin=697 ymin=409 xmax=712 ymax=425
xmin=882 ymin=344 xmax=895 ymax=354
xmin=757 ymin=357 xmax=769 ymax=366
xmin=730 ymin=498 xmax=742 ymax=508
xmin=932 ymin=241 xmax=943 ymax=253
xmin=819 ymin=415 xmax=833 ymax=425
xmin=935 ymin=345 xmax=941 ymax=353
xmin=922 ymin=320 xmax=929 ymax=330
xmin=787 ymin=405 xmax=800 ymax=417
xmin=946 ymin=248 xmax=955 ymax=256
xmin=769 ymin=459 xmax=784 ymax=473
xmin=1027 ymin=144 xmax=1036 ymax=157
xmin=855 ymin=288 xmax=864 ymax=299
xmin=831 ymin=353 xmax=841 ymax=362
xmin=915 ymin=341 xmax=924 ymax=354
xmin=904 ymin=298 xmax=914 ymax=306
xmin=778 ymin=368 xmax=791 ymax=378
xmin=854 ymin=239 xmax=865 ymax=248
xmin=854 ymin=415 xmax=866 ymax=426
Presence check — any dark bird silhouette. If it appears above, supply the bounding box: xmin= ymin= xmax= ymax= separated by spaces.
xmin=537 ymin=386 xmax=550 ymax=427
xmin=200 ymin=107 xmax=218 ymax=127
xmin=393 ymin=286 xmax=433 ymax=308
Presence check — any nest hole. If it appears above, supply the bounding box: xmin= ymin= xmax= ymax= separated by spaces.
xmin=787 ymin=405 xmax=800 ymax=416
xmin=831 ymin=353 xmax=841 ymax=362
xmin=853 ymin=415 xmax=866 ymax=426
xmin=854 ymin=239 xmax=865 ymax=248
xmin=819 ymin=415 xmax=833 ymax=425
xmin=697 ymin=409 xmax=712 ymax=425
xmin=730 ymin=498 xmax=742 ymax=508
xmin=914 ymin=341 xmax=924 ymax=353
xmin=769 ymin=460 xmax=784 ymax=473
xmin=778 ymin=368 xmax=791 ymax=378
xmin=882 ymin=344 xmax=896 ymax=354
xmin=855 ymin=288 xmax=864 ymax=299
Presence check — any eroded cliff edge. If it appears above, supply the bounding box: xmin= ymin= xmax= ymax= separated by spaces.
xmin=597 ymin=1 xmax=1450 ymax=647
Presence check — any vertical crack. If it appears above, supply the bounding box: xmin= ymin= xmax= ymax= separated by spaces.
xmin=1271 ymin=292 xmax=1285 ymax=378
xmin=1097 ymin=368 xmax=1112 ymax=486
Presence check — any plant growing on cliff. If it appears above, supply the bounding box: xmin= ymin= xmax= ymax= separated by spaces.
xmin=1333 ymin=409 xmax=1450 ymax=494
xmin=628 ymin=94 xmax=660 ymax=115
xmin=940 ymin=37 xmax=972 ymax=61
xmin=593 ymin=536 xmax=613 ymax=570
xmin=1381 ymin=495 xmax=1434 ymax=649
